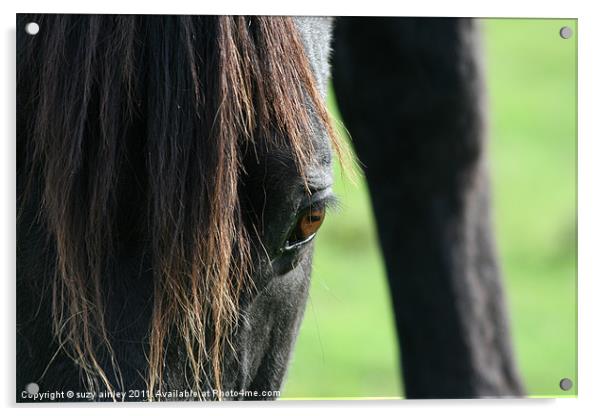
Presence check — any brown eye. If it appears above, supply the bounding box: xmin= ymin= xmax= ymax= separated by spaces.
xmin=283 ymin=206 xmax=326 ymax=251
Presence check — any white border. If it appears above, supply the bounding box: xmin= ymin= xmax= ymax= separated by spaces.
xmin=2 ymin=1 xmax=600 ymax=415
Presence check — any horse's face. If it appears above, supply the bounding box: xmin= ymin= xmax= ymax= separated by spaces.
xmin=16 ymin=15 xmax=335 ymax=401
xmin=220 ymin=17 xmax=335 ymax=396
xmin=227 ymin=130 xmax=334 ymax=396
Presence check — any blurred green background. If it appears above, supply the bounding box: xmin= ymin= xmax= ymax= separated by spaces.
xmin=282 ymin=18 xmax=577 ymax=399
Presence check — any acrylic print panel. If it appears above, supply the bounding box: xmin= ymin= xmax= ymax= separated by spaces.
xmin=16 ymin=15 xmax=577 ymax=402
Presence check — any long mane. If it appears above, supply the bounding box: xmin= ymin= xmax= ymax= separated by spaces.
xmin=17 ymin=14 xmax=334 ymax=397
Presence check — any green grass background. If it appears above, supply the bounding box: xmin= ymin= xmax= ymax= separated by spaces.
xmin=281 ymin=18 xmax=577 ymax=399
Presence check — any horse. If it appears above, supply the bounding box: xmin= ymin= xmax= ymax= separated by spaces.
xmin=16 ymin=14 xmax=524 ymax=401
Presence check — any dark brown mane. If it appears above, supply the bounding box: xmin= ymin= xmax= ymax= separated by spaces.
xmin=17 ymin=14 xmax=336 ymax=398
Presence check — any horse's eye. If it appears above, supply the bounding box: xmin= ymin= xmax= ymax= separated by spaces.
xmin=283 ymin=206 xmax=326 ymax=251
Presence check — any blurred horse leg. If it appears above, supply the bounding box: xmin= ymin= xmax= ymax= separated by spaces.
xmin=332 ymin=17 xmax=524 ymax=398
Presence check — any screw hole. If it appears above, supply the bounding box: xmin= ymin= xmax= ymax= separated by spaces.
xmin=25 ymin=22 xmax=40 ymax=36
xmin=25 ymin=382 xmax=39 ymax=395
xmin=559 ymin=378 xmax=573 ymax=391
xmin=559 ymin=26 xmax=573 ymax=39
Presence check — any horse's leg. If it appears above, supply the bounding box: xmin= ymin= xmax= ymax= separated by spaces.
xmin=332 ymin=17 xmax=524 ymax=398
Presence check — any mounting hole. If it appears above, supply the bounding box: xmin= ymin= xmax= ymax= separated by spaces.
xmin=559 ymin=26 xmax=573 ymax=39
xmin=25 ymin=382 xmax=39 ymax=395
xmin=559 ymin=378 xmax=573 ymax=391
xmin=25 ymin=22 xmax=40 ymax=36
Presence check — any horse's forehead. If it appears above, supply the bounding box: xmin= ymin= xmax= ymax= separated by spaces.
xmin=293 ymin=16 xmax=334 ymax=183
xmin=293 ymin=17 xmax=334 ymax=99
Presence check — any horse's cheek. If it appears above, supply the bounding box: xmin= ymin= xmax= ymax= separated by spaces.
xmin=229 ymin=251 xmax=313 ymax=395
